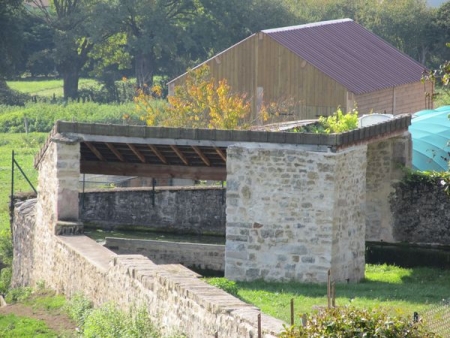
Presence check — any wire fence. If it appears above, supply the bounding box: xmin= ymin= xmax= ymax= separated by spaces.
xmin=421 ymin=299 xmax=450 ymax=337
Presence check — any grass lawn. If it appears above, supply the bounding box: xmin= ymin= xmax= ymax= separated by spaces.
xmin=6 ymin=78 xmax=98 ymax=98
xmin=0 ymin=288 xmax=77 ymax=337
xmin=231 ymin=264 xmax=450 ymax=326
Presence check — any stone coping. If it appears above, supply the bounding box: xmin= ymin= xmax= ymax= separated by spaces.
xmin=34 ymin=116 xmax=411 ymax=168
xmin=53 ymin=116 xmax=410 ymax=146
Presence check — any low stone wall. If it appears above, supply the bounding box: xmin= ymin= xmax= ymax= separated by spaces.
xmin=104 ymin=237 xmax=225 ymax=273
xmin=390 ymin=181 xmax=450 ymax=245
xmin=80 ymin=186 xmax=226 ymax=235
xmin=12 ymin=200 xmax=284 ymax=338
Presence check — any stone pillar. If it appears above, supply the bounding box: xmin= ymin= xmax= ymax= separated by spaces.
xmin=36 ymin=135 xmax=81 ymax=235
xmin=225 ymin=143 xmax=367 ymax=283
xmin=365 ymin=132 xmax=411 ymax=242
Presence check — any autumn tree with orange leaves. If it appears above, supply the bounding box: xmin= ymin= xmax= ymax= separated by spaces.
xmin=135 ymin=65 xmax=252 ymax=130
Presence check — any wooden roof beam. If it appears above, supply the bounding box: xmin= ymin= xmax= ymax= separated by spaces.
xmin=80 ymin=161 xmax=226 ymax=181
xmin=84 ymin=142 xmax=105 ymax=161
xmin=127 ymin=144 xmax=146 ymax=163
xmin=170 ymin=145 xmax=189 ymax=166
xmin=214 ymin=147 xmax=227 ymax=163
xmin=105 ymin=143 xmax=125 ymax=162
xmin=192 ymin=146 xmax=210 ymax=166
xmin=148 ymin=144 xmax=167 ymax=164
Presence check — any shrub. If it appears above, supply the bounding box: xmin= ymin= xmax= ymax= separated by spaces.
xmin=5 ymin=287 xmax=33 ymax=303
xmin=319 ymin=107 xmax=358 ymax=134
xmin=280 ymin=306 xmax=439 ymax=338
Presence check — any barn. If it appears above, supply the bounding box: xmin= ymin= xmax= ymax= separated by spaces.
xmin=168 ymin=19 xmax=433 ymax=123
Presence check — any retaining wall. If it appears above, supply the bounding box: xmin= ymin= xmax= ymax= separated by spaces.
xmin=80 ymin=187 xmax=226 ymax=235
xmin=390 ymin=181 xmax=450 ymax=245
xmin=104 ymin=237 xmax=225 ymax=273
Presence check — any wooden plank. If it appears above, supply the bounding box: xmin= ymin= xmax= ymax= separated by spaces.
xmin=214 ymin=147 xmax=227 ymax=163
xmin=148 ymin=145 xmax=167 ymax=164
xmin=127 ymin=143 xmax=146 ymax=163
xmin=84 ymin=142 xmax=105 ymax=161
xmin=192 ymin=146 xmax=211 ymax=166
xmin=105 ymin=143 xmax=125 ymax=162
xmin=80 ymin=161 xmax=226 ymax=181
xmin=170 ymin=145 xmax=189 ymax=166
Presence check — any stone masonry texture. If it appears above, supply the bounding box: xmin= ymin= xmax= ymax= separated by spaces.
xmin=13 ymin=139 xmax=284 ymax=338
xmin=225 ymin=143 xmax=367 ymax=283
xmin=80 ymin=187 xmax=226 ymax=235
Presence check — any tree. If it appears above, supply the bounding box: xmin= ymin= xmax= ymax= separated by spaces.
xmin=0 ymin=0 xmax=27 ymax=105
xmin=106 ymin=0 xmax=199 ymax=89
xmin=0 ymin=0 xmax=24 ymax=78
xmin=135 ymin=65 xmax=252 ymax=129
xmin=27 ymin=0 xmax=109 ymax=99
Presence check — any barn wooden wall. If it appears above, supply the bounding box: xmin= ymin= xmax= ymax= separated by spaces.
xmin=170 ymin=34 xmax=430 ymax=123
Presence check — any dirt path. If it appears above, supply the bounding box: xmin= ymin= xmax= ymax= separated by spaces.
xmin=0 ymin=302 xmax=78 ymax=336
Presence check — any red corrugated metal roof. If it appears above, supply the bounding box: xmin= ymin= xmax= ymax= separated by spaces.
xmin=263 ymin=19 xmax=426 ymax=95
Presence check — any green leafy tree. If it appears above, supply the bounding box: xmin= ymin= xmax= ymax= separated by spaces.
xmin=0 ymin=0 xmax=27 ymax=104
xmin=106 ymin=0 xmax=199 ymax=89
xmin=27 ymin=0 xmax=113 ymax=99
xmin=0 ymin=0 xmax=24 ymax=78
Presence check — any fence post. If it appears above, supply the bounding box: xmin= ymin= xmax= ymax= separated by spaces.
xmin=291 ymin=298 xmax=294 ymax=326
xmin=258 ymin=313 xmax=261 ymax=338
xmin=327 ymin=269 xmax=331 ymax=309
xmin=9 ymin=150 xmax=15 ymax=233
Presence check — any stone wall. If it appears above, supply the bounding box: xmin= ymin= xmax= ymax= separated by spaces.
xmin=13 ymin=138 xmax=285 ymax=338
xmin=390 ymin=181 xmax=450 ymax=245
xmin=104 ymin=237 xmax=225 ymax=272
xmin=80 ymin=187 xmax=226 ymax=235
xmin=225 ymin=143 xmax=367 ymax=283
xmin=365 ymin=132 xmax=412 ymax=242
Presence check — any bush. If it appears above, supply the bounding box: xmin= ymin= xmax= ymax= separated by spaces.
xmin=5 ymin=287 xmax=33 ymax=303
xmin=280 ymin=306 xmax=439 ymax=338
xmin=319 ymin=107 xmax=358 ymax=134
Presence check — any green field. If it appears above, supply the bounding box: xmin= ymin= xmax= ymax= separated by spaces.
xmin=0 ymin=133 xmax=44 ymax=232
xmin=7 ymin=78 xmax=98 ymax=98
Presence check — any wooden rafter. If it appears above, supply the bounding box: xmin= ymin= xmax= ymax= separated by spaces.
xmin=214 ymin=147 xmax=227 ymax=163
xmin=192 ymin=146 xmax=210 ymax=166
xmin=148 ymin=145 xmax=167 ymax=164
xmin=105 ymin=143 xmax=125 ymax=162
xmin=81 ymin=161 xmax=226 ymax=181
xmin=170 ymin=145 xmax=189 ymax=166
xmin=84 ymin=142 xmax=105 ymax=161
xmin=127 ymin=144 xmax=146 ymax=163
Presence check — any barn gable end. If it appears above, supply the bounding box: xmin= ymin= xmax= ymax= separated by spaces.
xmin=169 ymin=19 xmax=433 ymax=122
